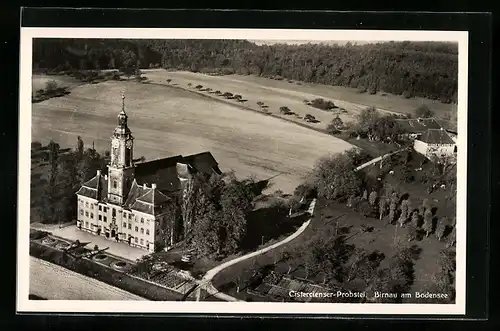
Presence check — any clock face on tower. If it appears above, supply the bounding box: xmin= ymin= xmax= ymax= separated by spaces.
xmin=112 ymin=140 xmax=119 ymax=148
xmin=126 ymin=140 xmax=133 ymax=149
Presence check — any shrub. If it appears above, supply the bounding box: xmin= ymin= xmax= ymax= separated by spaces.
xmin=309 ymin=98 xmax=337 ymax=111
xmin=414 ymin=104 xmax=434 ymax=118
xmin=358 ymin=201 xmax=374 ymax=218
xmin=327 ymin=116 xmax=344 ymax=134
xmin=279 ymin=106 xmax=293 ymax=115
xmin=304 ymin=114 xmax=316 ymax=122
xmin=45 ymin=80 xmax=59 ymax=93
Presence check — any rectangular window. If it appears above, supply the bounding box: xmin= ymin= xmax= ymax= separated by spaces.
xmin=91 ymin=204 xmax=94 ymax=210
xmin=129 ymin=214 xmax=132 ymax=219
xmin=80 ymin=209 xmax=83 ymax=216
xmin=85 ymin=202 xmax=89 ymax=208
xmin=112 ymin=208 xmax=116 ymax=217
xmin=140 ymin=228 xmax=144 ymax=234
xmin=140 ymin=239 xmax=144 ymax=245
xmin=141 ymin=218 xmax=144 ymax=223
xmin=123 ymin=222 xmax=127 ymax=228
xmin=103 ymin=216 xmax=107 ymax=223
xmin=135 ymin=226 xmax=138 ymax=232
xmin=146 ymin=229 xmax=150 ymax=235
xmin=99 ymin=205 xmax=102 ymax=211
xmin=128 ymin=223 xmax=131 ymax=229
xmin=98 ymin=215 xmax=102 ymax=221
xmin=85 ymin=222 xmax=89 ymax=228
xmin=85 ymin=211 xmax=89 ymax=217
xmin=135 ymin=237 xmax=138 ymax=243
xmin=90 ymin=213 xmax=94 ymax=219
xmin=103 ymin=207 xmax=107 ymax=212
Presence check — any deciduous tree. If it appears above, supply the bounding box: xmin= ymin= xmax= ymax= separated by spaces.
xmin=414 ymin=104 xmax=434 ymax=118
xmin=423 ymin=209 xmax=433 ymax=237
xmin=398 ymin=200 xmax=409 ymax=227
xmin=379 ymin=198 xmax=387 ymax=220
xmin=411 ymin=211 xmax=420 ymax=228
xmin=369 ymin=190 xmax=378 ymax=207
xmin=435 ymin=217 xmax=448 ymax=241
xmin=310 ymin=150 xmax=363 ymax=201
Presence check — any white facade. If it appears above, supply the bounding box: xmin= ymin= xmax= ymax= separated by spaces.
xmin=76 ymin=193 xmax=158 ymax=252
xmin=413 ymin=140 xmax=456 ymax=160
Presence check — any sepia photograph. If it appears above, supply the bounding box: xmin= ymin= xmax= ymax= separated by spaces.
xmin=17 ymin=28 xmax=468 ymax=315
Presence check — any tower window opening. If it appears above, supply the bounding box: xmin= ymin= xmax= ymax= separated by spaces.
xmin=113 ymin=181 xmax=117 ymax=189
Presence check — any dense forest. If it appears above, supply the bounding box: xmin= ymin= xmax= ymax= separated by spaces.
xmin=33 ymin=39 xmax=458 ymax=103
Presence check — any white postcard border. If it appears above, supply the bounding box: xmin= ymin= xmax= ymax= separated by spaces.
xmin=17 ymin=28 xmax=468 ymax=315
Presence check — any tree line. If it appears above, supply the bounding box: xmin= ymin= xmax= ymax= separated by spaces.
xmin=33 ymin=39 xmax=458 ymax=103
xmin=31 ymin=137 xmax=109 ymax=224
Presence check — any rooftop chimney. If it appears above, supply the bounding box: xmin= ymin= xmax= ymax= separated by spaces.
xmin=152 ymin=183 xmax=157 ymax=189
xmin=97 ymin=170 xmax=101 ymax=176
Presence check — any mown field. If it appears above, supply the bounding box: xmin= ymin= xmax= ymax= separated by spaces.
xmin=144 ymin=70 xmax=457 ymax=130
xmin=31 ymin=76 xmax=354 ymax=193
xmin=30 ymin=256 xmax=146 ymax=300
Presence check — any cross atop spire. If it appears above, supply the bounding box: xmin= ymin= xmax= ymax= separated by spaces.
xmin=121 ymin=90 xmax=126 ymax=113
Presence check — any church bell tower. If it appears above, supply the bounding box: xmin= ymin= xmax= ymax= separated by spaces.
xmin=107 ymin=91 xmax=135 ymax=205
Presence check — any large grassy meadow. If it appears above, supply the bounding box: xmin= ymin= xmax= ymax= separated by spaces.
xmin=31 ymin=76 xmax=354 ymax=193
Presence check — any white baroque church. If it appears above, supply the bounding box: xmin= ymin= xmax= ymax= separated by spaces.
xmin=76 ymin=93 xmax=221 ymax=252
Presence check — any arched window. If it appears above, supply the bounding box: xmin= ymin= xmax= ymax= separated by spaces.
xmin=113 ymin=181 xmax=117 ymax=189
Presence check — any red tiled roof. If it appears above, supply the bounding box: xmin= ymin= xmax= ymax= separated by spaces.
xmin=418 ymin=129 xmax=455 ymax=144
xmin=77 ymin=152 xmax=221 ymax=215
xmin=395 ymin=117 xmax=442 ymax=133
xmin=76 ymin=172 xmax=108 ymax=200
